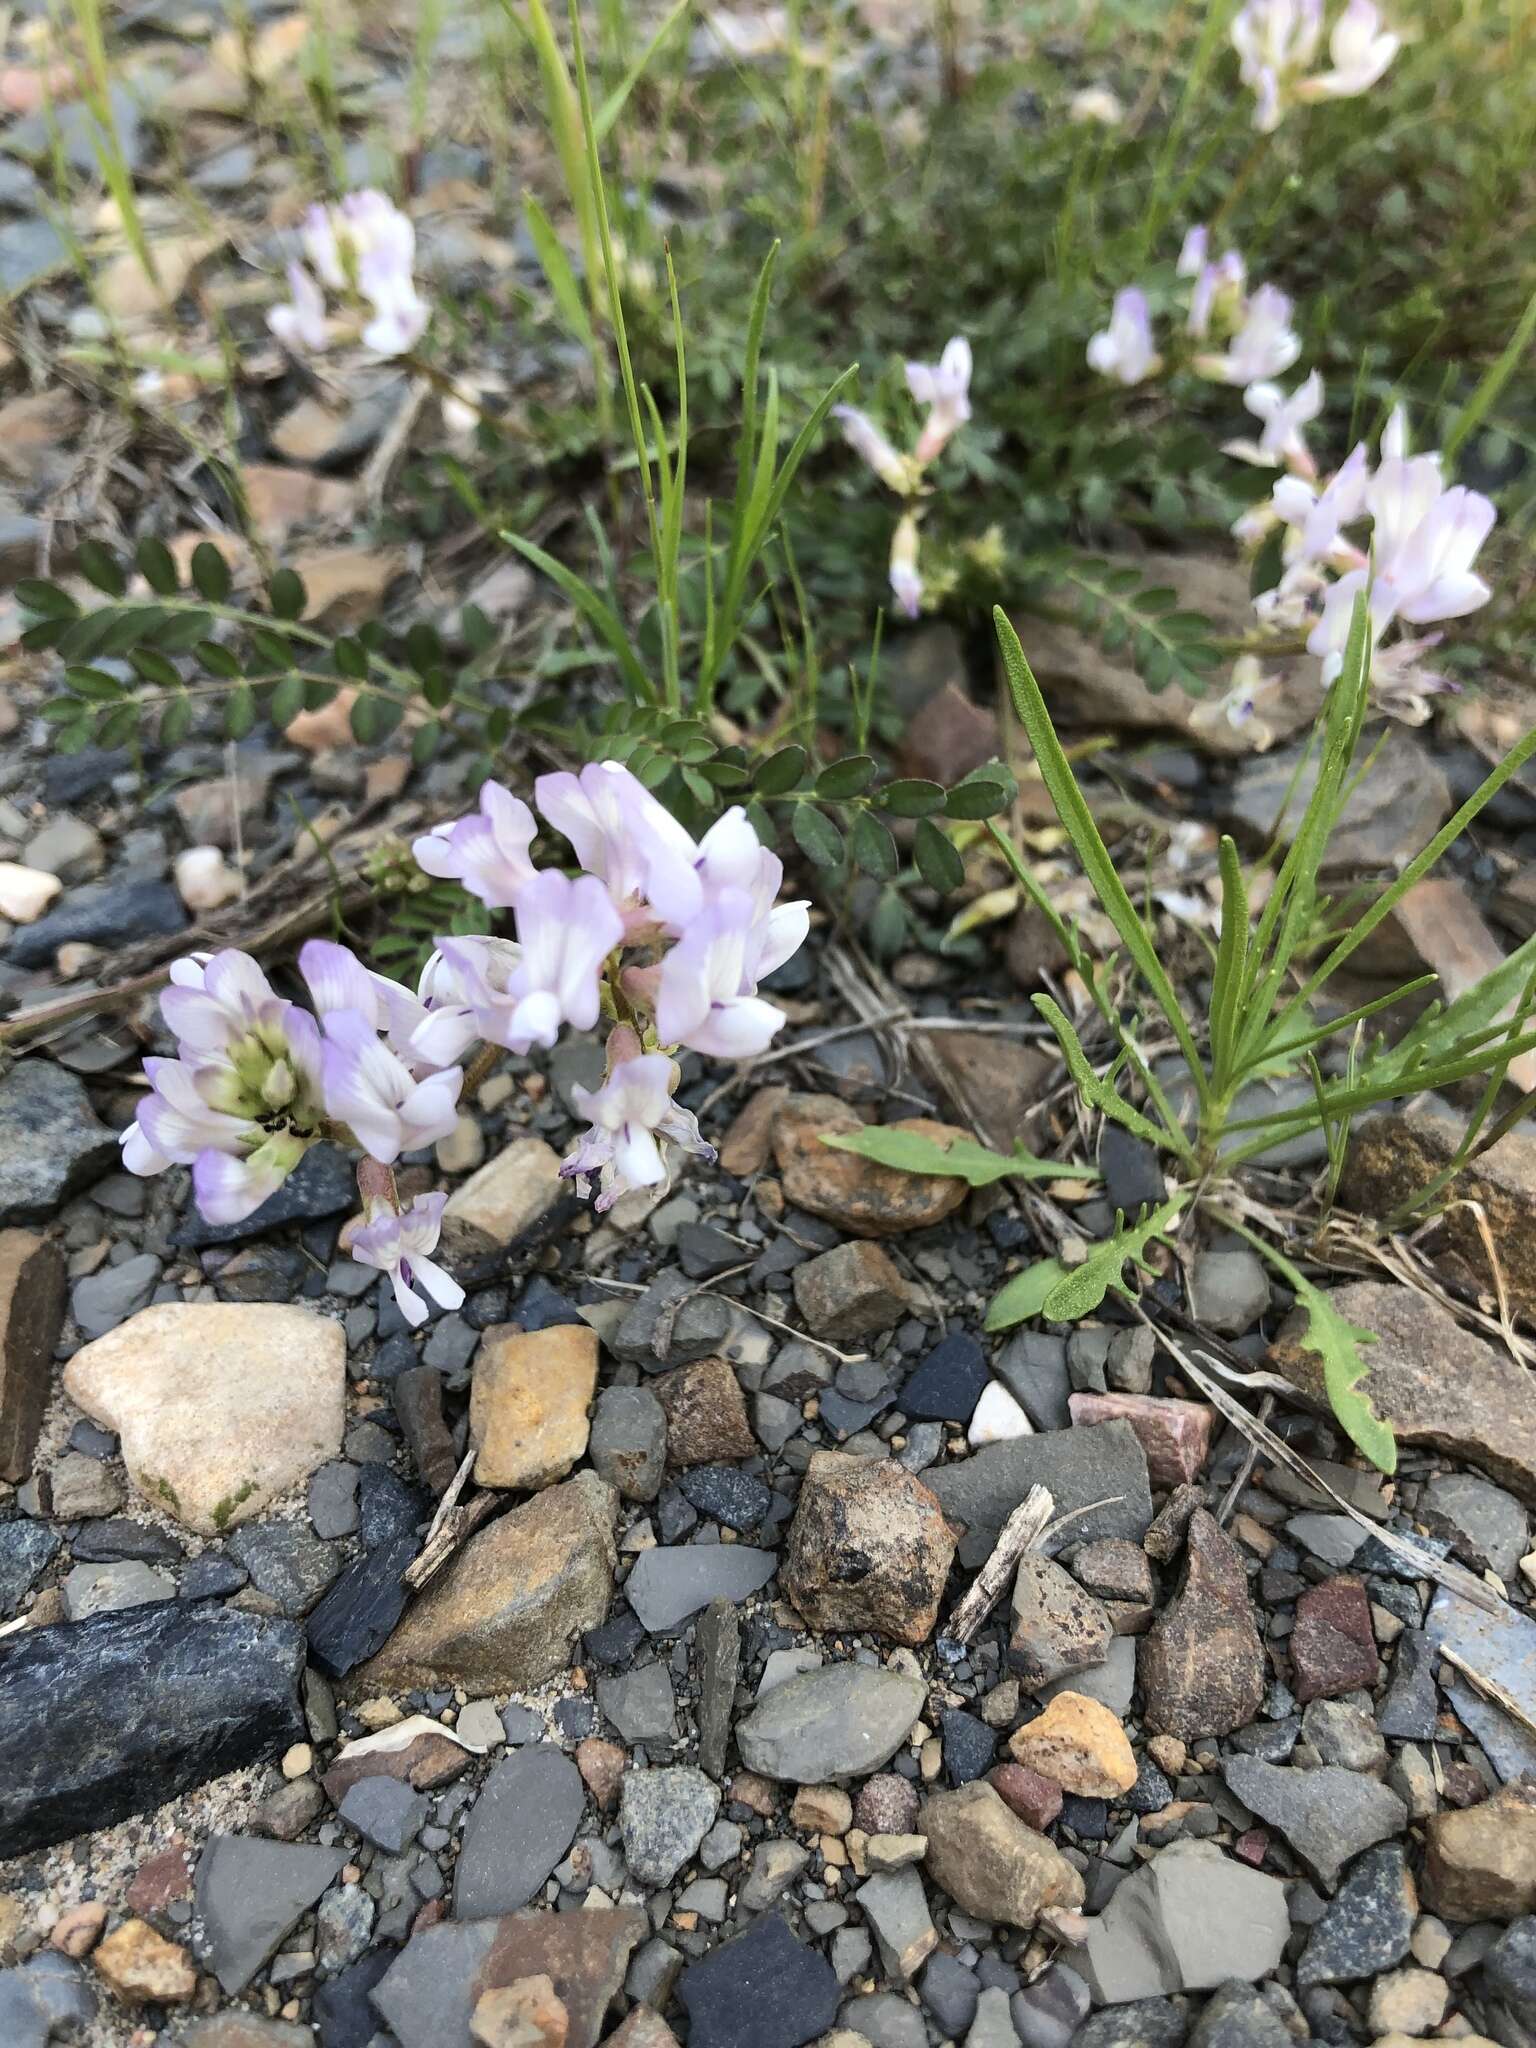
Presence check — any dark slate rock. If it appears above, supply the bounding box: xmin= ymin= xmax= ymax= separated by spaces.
xmin=305 ymin=1532 xmax=416 ymax=1679
xmin=1482 ymin=1916 xmax=1536 ymax=2044
xmin=1377 ymin=1629 xmax=1440 ymax=1741
xmin=993 ymin=1331 xmax=1072 ymax=1433
xmin=179 ymin=1553 xmax=248 ymax=1601
xmin=357 ymin=1465 xmax=428 ymax=1551
xmin=925 ymin=1422 xmax=1154 ymax=1568
xmin=919 ymin=1950 xmax=979 ymax=2036
xmin=453 ymin=1746 xmax=585 ymax=1919
xmin=1124 ymin=1759 xmax=1175 ymax=1815
xmin=583 ymin=1609 xmax=648 ymax=1668
xmin=0 ymin=1062 xmax=117 ymax=1226
xmin=194 ymin=1833 xmax=348 ymax=1993
xmin=0 ymin=1951 xmax=97 ymax=2046
xmin=1353 ymin=1528 xmax=1451 ymax=1579
xmin=227 ymin=1521 xmax=342 ymax=1616
xmin=900 ymin=1331 xmax=988 ymax=1423
xmin=370 ymin=1907 xmax=644 ymax=2048
xmin=67 ymin=1420 xmax=118 ymax=1458
xmin=0 ymin=1604 xmax=304 ymax=1858
xmin=678 ymin=1222 xmax=747 ymax=1279
xmin=0 ymin=1520 xmax=59 ymax=1615
xmin=1073 ymin=2000 xmax=1189 ymax=2046
xmin=1099 ymin=1128 xmax=1168 ymax=1214
xmin=70 ymin=1518 xmax=183 ymax=1565
xmin=1297 ymin=1842 xmax=1416 ymax=1987
xmin=312 ymin=1943 xmax=399 ymax=2048
xmin=6 ymin=879 xmax=185 ymax=969
xmin=42 ymin=746 xmax=130 ymax=804
xmin=598 ymin=1661 xmax=676 ymax=1745
xmin=1188 ymin=1981 xmax=1291 ymax=2047
xmin=678 ymin=1464 xmax=772 ymax=1534
xmin=695 ymin=1598 xmax=740 ymax=1783
xmin=940 ymin=1708 xmax=995 ymax=1786
xmin=308 ymin=1462 xmax=360 ymax=1541
xmin=1222 ymin=1756 xmax=1407 ymax=1888
xmin=554 ymin=1698 xmax=596 ymax=1742
xmin=626 ymin=1545 xmax=777 ymax=1632
xmin=1060 ymin=1793 xmax=1110 ymax=1841
xmin=678 ymin=1911 xmax=840 ymax=2048
xmin=175 ymin=1144 xmax=357 ymax=1247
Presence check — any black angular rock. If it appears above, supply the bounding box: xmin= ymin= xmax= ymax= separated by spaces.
xmin=314 ymin=1944 xmax=400 ymax=2048
xmin=0 ymin=1521 xmax=60 ymax=1615
xmin=941 ymin=1708 xmax=995 ymax=1785
xmin=0 ymin=1603 xmax=304 ymax=1858
xmin=174 ymin=1143 xmax=358 ymax=1248
xmin=70 ymin=1518 xmax=183 ymax=1565
xmin=678 ymin=1463 xmax=772 ymax=1533
xmin=1297 ymin=1841 xmax=1416 ymax=1987
xmin=7 ymin=879 xmax=186 ymax=969
xmin=305 ymin=1531 xmax=417 ymax=1679
xmin=901 ymin=1330 xmax=988 ymax=1423
xmin=1377 ymin=1629 xmax=1440 ymax=1740
xmin=357 ymin=1465 xmax=428 ymax=1551
xmin=678 ymin=1912 xmax=839 ymax=2048
xmin=695 ymin=1598 xmax=741 ymax=1782
xmin=513 ymin=1275 xmax=585 ymax=1330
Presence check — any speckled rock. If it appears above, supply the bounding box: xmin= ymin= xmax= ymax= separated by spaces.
xmin=780 ymin=1452 xmax=957 ymax=1646
xmin=1139 ymin=1510 xmax=1265 ymax=1739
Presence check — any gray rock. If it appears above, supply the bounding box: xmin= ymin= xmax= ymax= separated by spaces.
xmin=1420 ymin=1471 xmax=1530 ymax=1581
xmin=1079 ymin=1841 xmax=1288 ymax=2001
xmin=926 ymin=1421 xmax=1152 ymax=1568
xmin=695 ymin=1598 xmax=740 ymax=1782
xmin=227 ymin=1521 xmax=341 ymax=1616
xmin=739 ymin=1838 xmax=812 ymax=1911
xmin=62 ymin=1558 xmax=173 ymax=1619
xmin=1286 ymin=1512 xmax=1366 ymax=1567
xmin=858 ymin=1866 xmax=937 ymax=1980
xmin=920 ymin=1951 xmax=979 ymax=2036
xmin=1296 ymin=1841 xmax=1416 ymax=1987
xmin=620 ymin=1764 xmax=721 ymax=1886
xmin=615 ymin=1268 xmax=732 ymax=1366
xmin=599 ymin=1660 xmax=676 ymax=1745
xmin=1221 ymin=1755 xmax=1407 ymax=1887
xmin=0 ymin=218 xmax=69 ymax=297
xmin=307 ymin=1461 xmax=360 ymax=1540
xmin=193 ymin=1834 xmax=348 ymax=1993
xmin=453 ymin=1746 xmax=584 ymax=1918
xmin=1072 ymin=2000 xmax=1188 ymax=2047
xmin=1189 ymin=1248 xmax=1270 ymax=1336
xmin=70 ymin=1252 xmax=160 ymax=1338
xmin=7 ymin=879 xmax=186 ymax=972
xmin=838 ymin=1991 xmax=927 ymax=2047
xmin=0 ymin=1521 xmax=59 ymax=1615
xmin=1042 ymin=1634 xmax=1138 ymax=1717
xmin=315 ymin=1882 xmax=374 ymax=1972
xmin=1009 ymin=1552 xmax=1111 ymax=1688
xmin=625 ymin=1543 xmax=776 ymax=1631
xmin=1011 ymin=1963 xmax=1090 ymax=2048
xmin=589 ymin=1384 xmax=667 ymax=1501
xmin=1300 ymin=1698 xmax=1386 ymax=1773
xmin=1426 ymin=1585 xmax=1536 ymax=1782
xmin=338 ymin=1775 xmax=425 ymax=1854
xmin=965 ymin=1987 xmax=1022 ymax=2048
xmin=46 ymin=1450 xmax=123 ymax=1519
xmin=0 ymin=1952 xmax=97 ymax=2048
xmin=1378 ymin=1630 xmax=1440 ymax=1741
xmin=735 ymin=1664 xmax=924 ymax=1782
xmin=0 ymin=1063 xmax=116 ymax=1226
xmin=1188 ymin=1981 xmax=1291 ymax=2047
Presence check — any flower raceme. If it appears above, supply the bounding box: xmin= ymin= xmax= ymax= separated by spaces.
xmin=1232 ymin=0 xmax=1399 ymax=132
xmin=269 ymin=189 xmax=429 ymax=359
xmin=124 ymin=764 xmax=809 ymax=1252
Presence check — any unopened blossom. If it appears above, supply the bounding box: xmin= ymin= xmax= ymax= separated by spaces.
xmin=1225 ymin=368 xmax=1323 ymax=474
xmin=907 ymin=337 xmax=973 ymax=466
xmin=1177 ymin=226 xmax=1209 ymax=278
xmin=534 ymin=760 xmax=697 ymax=926
xmin=560 ymin=1027 xmax=716 ymax=1211
xmin=1369 ymin=633 xmax=1457 ymax=724
xmin=1087 ymin=288 xmax=1160 ymax=385
xmin=350 ymin=1191 xmax=464 ymax=1327
xmin=889 ymin=509 xmax=923 ymax=619
xmin=1297 ymin=0 xmax=1400 ymax=102
xmin=120 ymin=950 xmax=327 ymax=1224
xmin=1195 ymin=282 xmax=1300 ymax=385
xmin=1069 ymin=86 xmax=1124 ymax=125
xmin=318 ymin=1008 xmax=463 ymax=1164
xmin=412 ymin=781 xmax=538 ymax=909
xmin=1186 ymin=251 xmax=1246 ymax=340
xmin=655 ymin=889 xmax=788 ymax=1059
xmin=831 ymin=404 xmax=916 ymax=494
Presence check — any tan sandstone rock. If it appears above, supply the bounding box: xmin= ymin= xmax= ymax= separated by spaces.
xmin=471 ymin=1325 xmax=599 ymax=1490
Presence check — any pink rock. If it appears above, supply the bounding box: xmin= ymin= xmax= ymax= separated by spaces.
xmin=989 ymin=1762 xmax=1064 ymax=1833
xmin=1068 ymin=1391 xmax=1214 ymax=1487
xmin=1290 ymin=1575 xmax=1378 ymax=1703
xmin=1234 ymin=1827 xmax=1270 ymax=1868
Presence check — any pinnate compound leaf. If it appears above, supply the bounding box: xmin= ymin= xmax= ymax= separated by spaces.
xmin=821 ymin=1126 xmax=1097 ymax=1188
xmin=1039 ymin=1194 xmax=1186 ymax=1322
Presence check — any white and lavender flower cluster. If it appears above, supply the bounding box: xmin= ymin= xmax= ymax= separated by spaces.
xmin=269 ymin=190 xmax=428 ymax=359
xmin=121 ymin=764 xmax=808 ymax=1324
xmin=1232 ymin=0 xmax=1399 ymax=133
xmin=1088 ymin=219 xmax=1496 ymax=736
xmin=831 ymin=337 xmax=973 ymax=620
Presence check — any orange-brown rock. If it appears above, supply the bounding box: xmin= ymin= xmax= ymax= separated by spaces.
xmin=92 ymin=1918 xmax=197 ymax=2003
xmin=772 ymin=1095 xmax=971 ymax=1235
xmin=471 ymin=1325 xmax=599 ymax=1491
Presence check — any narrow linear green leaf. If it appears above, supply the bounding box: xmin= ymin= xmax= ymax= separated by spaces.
xmin=985 ymin=1258 xmax=1070 ymax=1332
xmin=820 ymin=1126 xmax=1098 ymax=1188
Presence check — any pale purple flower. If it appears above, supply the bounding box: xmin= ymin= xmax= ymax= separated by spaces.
xmin=350 ymin=1192 xmax=464 ymax=1327
xmin=1372 ymin=479 xmax=1496 ymax=626
xmin=1225 ymin=369 xmax=1323 ymax=473
xmin=1232 ymin=0 xmax=1323 ymax=129
xmin=1195 ymin=282 xmax=1300 ymax=385
xmin=889 ymin=509 xmax=923 ymax=619
xmin=1185 ymin=250 xmax=1246 ymax=340
xmin=906 ymin=337 xmax=972 ymax=466
xmin=318 ymin=1009 xmax=463 ymax=1164
xmin=120 ymin=948 xmax=328 ymax=1224
xmin=643 ymin=806 xmax=808 ymax=975
xmin=412 ymin=781 xmax=538 ymax=909
xmin=1189 ymin=657 xmax=1282 ymax=752
xmin=434 ymin=875 xmax=622 ymax=1055
xmin=1297 ymin=0 xmax=1400 ymax=102
xmin=405 ymin=938 xmax=520 ymax=1068
xmin=1271 ymin=439 xmax=1371 ymax=564
xmin=831 ymin=404 xmax=914 ymax=494
xmin=561 ymin=1031 xmax=716 ymax=1212
xmin=1176 ymin=225 xmax=1209 ymax=279
xmin=655 ymin=889 xmax=788 ymax=1059
xmin=268 ymin=262 xmax=328 ymax=353
xmin=534 ymin=760 xmax=697 ymax=923
xmin=1087 ymin=288 xmax=1161 ymax=385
